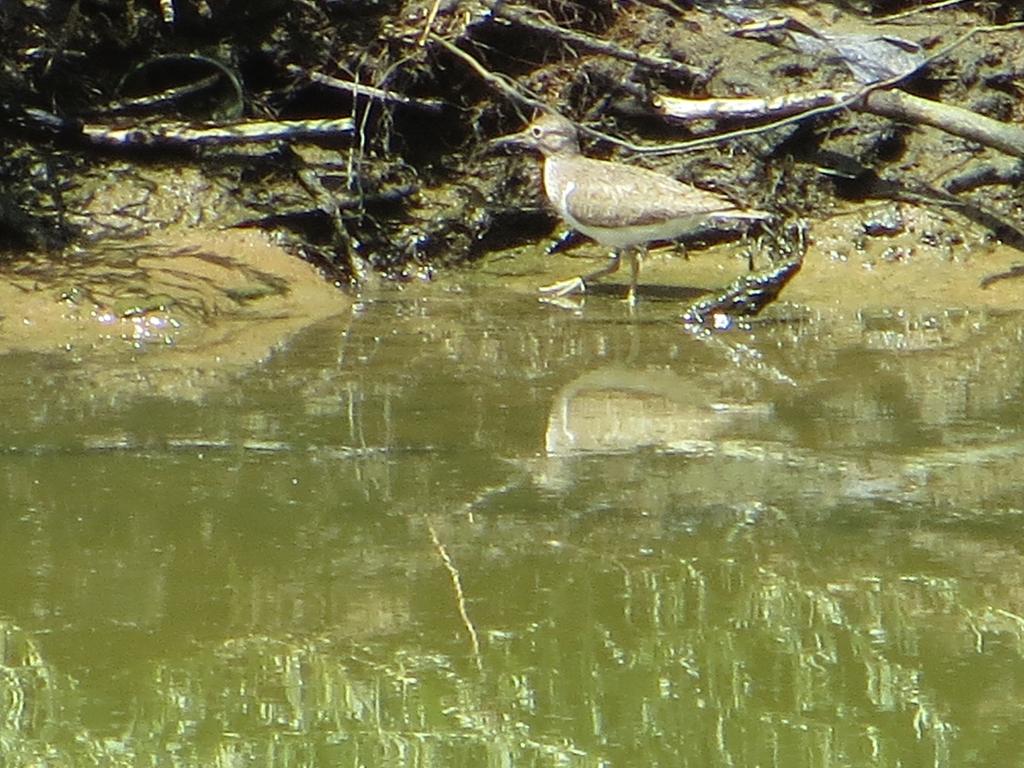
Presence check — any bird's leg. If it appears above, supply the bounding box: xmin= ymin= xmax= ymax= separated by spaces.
xmin=625 ymin=247 xmax=643 ymax=306
xmin=539 ymin=251 xmax=622 ymax=297
xmin=538 ymin=274 xmax=587 ymax=297
xmin=581 ymin=251 xmax=623 ymax=283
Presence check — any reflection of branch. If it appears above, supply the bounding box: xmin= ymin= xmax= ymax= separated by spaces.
xmin=426 ymin=518 xmax=483 ymax=670
xmin=994 ymin=607 xmax=1024 ymax=627
xmin=452 ymin=479 xmax=524 ymax=522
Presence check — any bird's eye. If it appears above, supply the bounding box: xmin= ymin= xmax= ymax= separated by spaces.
xmin=531 ymin=127 xmax=542 ymax=137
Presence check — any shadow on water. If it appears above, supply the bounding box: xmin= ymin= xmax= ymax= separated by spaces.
xmin=3 ymin=287 xmax=1024 ymax=766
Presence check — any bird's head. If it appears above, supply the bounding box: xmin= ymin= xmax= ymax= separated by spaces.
xmin=492 ymin=112 xmax=581 ymax=158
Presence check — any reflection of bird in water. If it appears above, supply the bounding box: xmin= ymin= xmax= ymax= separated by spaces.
xmin=495 ymin=112 xmax=772 ymax=304
xmin=544 ymin=367 xmax=770 ymax=457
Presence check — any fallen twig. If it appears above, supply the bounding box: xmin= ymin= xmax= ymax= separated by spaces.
xmin=491 ymin=2 xmax=705 ymax=82
xmin=109 ymin=53 xmax=245 ymax=119
xmin=79 ymin=117 xmax=355 ymax=147
xmin=681 ymin=223 xmax=807 ymax=329
xmin=944 ymin=160 xmax=1024 ymax=194
xmin=874 ymin=0 xmax=967 ymax=23
xmin=419 ymin=0 xmax=443 ymax=45
xmin=655 ymin=87 xmax=1024 ymax=159
xmin=980 ymin=264 xmax=1024 ymax=289
xmin=295 ymin=166 xmax=369 ymax=282
xmin=655 ymin=90 xmax=845 ymax=123
xmin=287 ymin=65 xmax=446 ymax=112
xmin=892 ymin=178 xmax=1024 ymax=251
xmin=640 ymin=20 xmax=1024 ymax=156
xmin=636 ymin=0 xmax=691 ymax=14
xmin=99 ymin=73 xmax=224 ymax=115
xmin=859 ymin=89 xmax=1024 ymax=159
xmin=430 ymin=34 xmax=551 ymax=115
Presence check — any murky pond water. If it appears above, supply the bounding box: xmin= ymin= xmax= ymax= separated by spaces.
xmin=3 ymin=284 xmax=1024 ymax=767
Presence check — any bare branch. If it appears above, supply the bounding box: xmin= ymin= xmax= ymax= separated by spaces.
xmin=491 ymin=3 xmax=706 ymax=82
xmin=419 ymin=0 xmax=443 ymax=45
xmin=655 ymin=88 xmax=1024 ymax=159
xmin=655 ymin=90 xmax=845 ymax=123
xmin=430 ymin=34 xmax=551 ymax=114
xmin=289 ymin=65 xmax=446 ymax=112
xmin=79 ymin=118 xmax=355 ymax=148
xmin=859 ymin=89 xmax=1024 ymax=159
xmin=640 ymin=20 xmax=1024 ymax=156
xmin=874 ymin=0 xmax=967 ymax=23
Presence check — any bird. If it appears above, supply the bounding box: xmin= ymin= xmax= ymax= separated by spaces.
xmin=494 ymin=111 xmax=772 ymax=304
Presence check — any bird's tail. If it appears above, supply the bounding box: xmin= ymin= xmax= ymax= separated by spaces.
xmin=703 ymin=209 xmax=774 ymax=235
xmin=715 ymin=208 xmax=773 ymax=222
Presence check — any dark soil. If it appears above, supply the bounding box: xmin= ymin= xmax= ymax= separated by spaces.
xmin=1 ymin=0 xmax=1022 ymax=288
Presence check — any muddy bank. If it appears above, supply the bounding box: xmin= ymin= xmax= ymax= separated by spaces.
xmin=0 ymin=229 xmax=349 ymax=399
xmin=1 ymin=1 xmax=1022 ymax=374
xmin=2 ymin=4 xmax=1021 ymax=266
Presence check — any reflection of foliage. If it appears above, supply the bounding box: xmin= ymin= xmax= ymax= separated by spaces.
xmin=126 ymin=636 xmax=599 ymax=766
xmin=0 ymin=623 xmax=71 ymax=766
xmin=6 ymin=536 xmax=1024 ymax=767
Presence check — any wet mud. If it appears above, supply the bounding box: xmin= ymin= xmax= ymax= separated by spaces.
xmin=1 ymin=1 xmax=1022 ymax=388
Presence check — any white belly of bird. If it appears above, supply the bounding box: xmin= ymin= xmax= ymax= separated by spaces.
xmin=570 ymin=216 xmax=710 ymax=249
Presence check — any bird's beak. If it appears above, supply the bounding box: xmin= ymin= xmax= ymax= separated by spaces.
xmin=489 ymin=125 xmax=532 ymax=152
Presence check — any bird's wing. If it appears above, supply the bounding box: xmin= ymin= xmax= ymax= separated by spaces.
xmin=562 ymin=158 xmax=740 ymax=229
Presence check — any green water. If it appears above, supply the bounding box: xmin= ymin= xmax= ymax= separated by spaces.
xmin=3 ymin=289 xmax=1024 ymax=766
